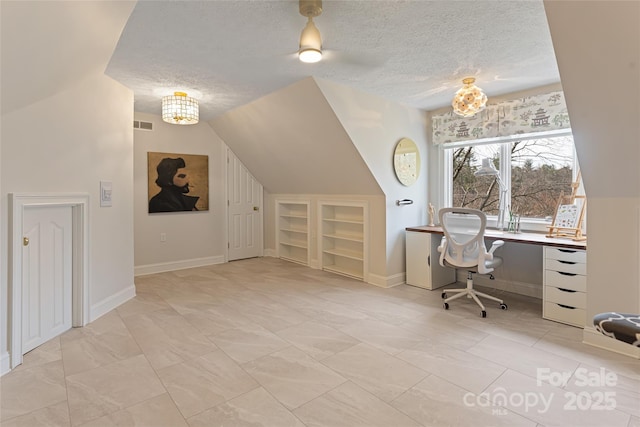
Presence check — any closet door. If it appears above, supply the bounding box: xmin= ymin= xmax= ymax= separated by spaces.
xmin=228 ymin=149 xmax=263 ymax=261
xmin=22 ymin=205 xmax=73 ymax=353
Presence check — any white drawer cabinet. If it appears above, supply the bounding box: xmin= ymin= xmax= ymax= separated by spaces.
xmin=545 ymin=247 xmax=586 ymax=263
xmin=544 ymin=270 xmax=587 ymax=292
xmin=543 ymin=246 xmax=587 ymax=327
xmin=544 ymin=301 xmax=586 ymax=327
xmin=545 ymin=286 xmax=587 ymax=308
xmin=406 ymin=231 xmax=455 ymax=290
xmin=545 ymin=259 xmax=586 ymax=276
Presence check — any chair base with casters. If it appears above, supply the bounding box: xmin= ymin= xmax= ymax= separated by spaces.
xmin=441 ymin=270 xmax=508 ymax=318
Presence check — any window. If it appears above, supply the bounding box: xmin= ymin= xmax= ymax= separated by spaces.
xmin=444 ymin=134 xmax=578 ymax=229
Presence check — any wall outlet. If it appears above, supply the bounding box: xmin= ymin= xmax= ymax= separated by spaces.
xmin=160 ymin=233 xmax=166 ymax=242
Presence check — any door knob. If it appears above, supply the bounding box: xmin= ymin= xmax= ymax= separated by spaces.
xmin=253 ymin=206 xmax=259 ymax=211
xmin=23 ymin=237 xmax=29 ymax=246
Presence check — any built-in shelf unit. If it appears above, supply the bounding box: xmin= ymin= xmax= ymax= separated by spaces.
xmin=319 ymin=201 xmax=367 ymax=280
xmin=276 ymin=200 xmax=310 ymax=266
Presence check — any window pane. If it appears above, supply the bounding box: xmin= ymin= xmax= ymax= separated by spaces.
xmin=511 ymin=137 xmax=574 ymax=219
xmin=450 ymin=136 xmax=576 ymax=220
xmin=451 ymin=143 xmax=502 ymax=215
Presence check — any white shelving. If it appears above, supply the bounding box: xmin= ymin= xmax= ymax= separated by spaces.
xmin=319 ymin=202 xmax=367 ymax=280
xmin=276 ymin=201 xmax=310 ymax=265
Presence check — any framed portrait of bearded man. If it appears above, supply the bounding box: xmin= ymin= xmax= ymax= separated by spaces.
xmin=147 ymin=152 xmax=209 ymax=213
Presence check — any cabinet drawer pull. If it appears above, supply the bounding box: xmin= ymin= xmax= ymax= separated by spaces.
xmin=558 ymin=260 xmax=576 ymax=265
xmin=558 ymin=271 xmax=577 ymax=276
xmin=557 ymin=287 xmax=576 ymax=293
xmin=557 ymin=303 xmax=576 ymax=310
xmin=558 ymin=249 xmax=577 ymax=253
xmin=428 ymin=255 xmax=430 ymax=267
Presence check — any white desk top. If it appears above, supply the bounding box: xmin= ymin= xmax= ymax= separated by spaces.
xmin=405 ymin=225 xmax=587 ymax=250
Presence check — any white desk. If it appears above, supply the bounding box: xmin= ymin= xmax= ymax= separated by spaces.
xmin=405 ymin=225 xmax=587 ymax=326
xmin=405 ymin=225 xmax=587 ymax=249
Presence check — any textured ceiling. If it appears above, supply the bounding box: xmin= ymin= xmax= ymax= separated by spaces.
xmin=106 ymin=0 xmax=560 ymax=121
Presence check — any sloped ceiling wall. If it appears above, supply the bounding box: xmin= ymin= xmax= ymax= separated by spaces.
xmin=545 ymin=1 xmax=639 ymax=198
xmin=0 ymin=1 xmax=135 ymax=115
xmin=209 ymin=77 xmax=382 ymax=195
xmin=316 ymin=78 xmax=429 ymax=277
xmin=544 ymin=1 xmax=640 ymax=319
xmin=315 ymin=78 xmax=429 ymax=199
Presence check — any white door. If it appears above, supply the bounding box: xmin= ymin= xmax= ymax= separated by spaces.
xmin=22 ymin=205 xmax=73 ymax=353
xmin=228 ymin=149 xmax=263 ymax=261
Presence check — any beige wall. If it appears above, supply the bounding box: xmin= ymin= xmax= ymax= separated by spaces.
xmin=133 ymin=113 xmax=228 ymax=274
xmin=1 ymin=74 xmax=135 ymax=368
xmin=545 ymin=1 xmax=640 ymax=321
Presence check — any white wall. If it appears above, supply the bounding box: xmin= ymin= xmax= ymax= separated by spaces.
xmin=133 ymin=113 xmax=228 ymax=274
xmin=544 ymin=1 xmax=640 ymax=322
xmin=315 ymin=79 xmax=430 ymax=280
xmin=1 ymin=74 xmax=135 ymax=368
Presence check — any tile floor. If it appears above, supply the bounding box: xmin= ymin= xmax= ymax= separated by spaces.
xmin=1 ymin=257 xmax=638 ymax=426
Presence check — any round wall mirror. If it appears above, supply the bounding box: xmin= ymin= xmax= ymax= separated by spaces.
xmin=393 ymin=137 xmax=421 ymax=186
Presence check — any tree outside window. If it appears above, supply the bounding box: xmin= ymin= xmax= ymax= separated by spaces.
xmin=451 ymin=136 xmax=575 ymax=220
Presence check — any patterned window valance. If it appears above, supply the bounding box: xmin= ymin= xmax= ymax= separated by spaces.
xmin=432 ymin=91 xmax=571 ymax=145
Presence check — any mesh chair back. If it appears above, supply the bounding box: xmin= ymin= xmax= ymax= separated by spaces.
xmin=439 ymin=208 xmax=488 ymax=269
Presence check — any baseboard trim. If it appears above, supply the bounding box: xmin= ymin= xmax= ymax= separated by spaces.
xmin=2 ymin=285 xmax=138 ymax=376
xmin=263 ymin=249 xmax=276 ymax=258
xmin=1 ymin=351 xmax=10 ymax=376
xmin=90 ymin=285 xmax=136 ymax=323
xmin=582 ymin=326 xmax=640 ymax=359
xmin=367 ymin=272 xmax=405 ymax=288
xmin=134 ymin=255 xmax=225 ymax=276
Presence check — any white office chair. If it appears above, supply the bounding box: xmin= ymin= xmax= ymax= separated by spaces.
xmin=437 ymin=207 xmax=508 ymax=317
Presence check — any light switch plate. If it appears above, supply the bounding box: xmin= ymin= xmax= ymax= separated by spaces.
xmin=100 ymin=181 xmax=112 ymax=207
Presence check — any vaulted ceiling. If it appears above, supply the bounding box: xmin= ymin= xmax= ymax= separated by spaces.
xmin=105 ymin=0 xmax=560 ymax=120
